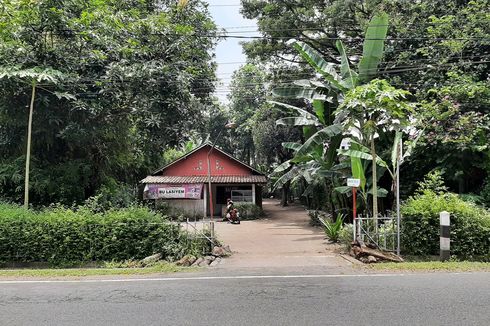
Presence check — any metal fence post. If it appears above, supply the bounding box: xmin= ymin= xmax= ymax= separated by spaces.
xmin=440 ymin=211 xmax=450 ymax=261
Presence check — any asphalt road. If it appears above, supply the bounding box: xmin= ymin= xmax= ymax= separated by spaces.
xmin=1 ymin=272 xmax=489 ymax=326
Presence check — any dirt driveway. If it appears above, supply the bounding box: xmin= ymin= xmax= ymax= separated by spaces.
xmin=214 ymin=200 xmax=353 ymax=272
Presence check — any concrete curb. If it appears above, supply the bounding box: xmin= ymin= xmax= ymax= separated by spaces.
xmin=340 ymin=254 xmax=364 ymax=265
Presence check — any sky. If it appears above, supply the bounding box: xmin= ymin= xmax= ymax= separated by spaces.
xmin=206 ymin=1 xmax=259 ymax=103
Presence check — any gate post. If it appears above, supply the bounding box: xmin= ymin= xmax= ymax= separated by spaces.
xmin=440 ymin=211 xmax=450 ymax=261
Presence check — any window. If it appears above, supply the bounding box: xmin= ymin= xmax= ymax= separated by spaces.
xmin=231 ymin=189 xmax=253 ymax=202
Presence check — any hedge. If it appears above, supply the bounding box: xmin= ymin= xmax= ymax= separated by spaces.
xmin=0 ymin=203 xmax=206 ymax=265
xmin=401 ymin=190 xmax=490 ymax=261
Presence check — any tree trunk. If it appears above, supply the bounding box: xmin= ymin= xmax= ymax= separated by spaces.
xmin=281 ymin=181 xmax=290 ymax=207
xmin=24 ymin=82 xmax=36 ymax=209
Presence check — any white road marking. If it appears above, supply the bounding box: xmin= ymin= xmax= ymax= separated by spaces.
xmin=0 ymin=273 xmax=413 ymax=284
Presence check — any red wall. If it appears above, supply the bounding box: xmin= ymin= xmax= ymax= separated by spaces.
xmin=162 ymin=146 xmax=253 ymax=176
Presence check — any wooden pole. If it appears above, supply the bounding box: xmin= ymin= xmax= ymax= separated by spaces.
xmin=24 ymin=81 xmax=36 ymax=209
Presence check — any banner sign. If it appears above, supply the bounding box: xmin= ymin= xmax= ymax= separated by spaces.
xmin=144 ymin=184 xmax=203 ymax=200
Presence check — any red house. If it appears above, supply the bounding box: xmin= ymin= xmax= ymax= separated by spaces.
xmin=141 ymin=143 xmax=267 ymax=217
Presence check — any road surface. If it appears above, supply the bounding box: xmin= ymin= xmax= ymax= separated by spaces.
xmin=1 ymin=272 xmax=489 ymax=325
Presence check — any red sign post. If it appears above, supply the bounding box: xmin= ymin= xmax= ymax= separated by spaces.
xmin=347 ymin=178 xmax=361 ymax=240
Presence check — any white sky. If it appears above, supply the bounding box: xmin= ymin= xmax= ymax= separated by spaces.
xmin=206 ymin=1 xmax=259 ymax=103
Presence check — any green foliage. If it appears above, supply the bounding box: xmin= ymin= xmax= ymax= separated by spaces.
xmin=243 ymin=0 xmax=490 ymax=198
xmin=338 ymin=223 xmax=354 ymax=250
xmin=83 ymin=181 xmax=137 ymax=212
xmin=322 ymin=213 xmax=344 ymax=242
xmin=233 ymin=203 xmax=265 ymax=220
xmin=415 ymin=170 xmax=448 ymax=195
xmin=0 ymin=0 xmax=218 ymax=205
xmin=481 ymin=178 xmax=490 ymax=208
xmin=401 ymin=188 xmax=490 ymax=261
xmin=0 ymin=202 xmax=206 ymax=265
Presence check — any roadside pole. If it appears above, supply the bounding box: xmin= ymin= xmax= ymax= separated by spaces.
xmin=396 ymin=138 xmax=402 ymax=256
xmin=347 ymin=178 xmax=361 ymax=240
xmin=440 ymin=211 xmax=450 ymax=261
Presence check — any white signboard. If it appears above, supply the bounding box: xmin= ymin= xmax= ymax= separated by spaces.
xmin=347 ymin=178 xmax=361 ymax=187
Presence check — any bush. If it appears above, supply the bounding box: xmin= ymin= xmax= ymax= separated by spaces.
xmin=339 ymin=224 xmax=354 ymax=250
xmin=0 ymin=202 xmax=207 ymax=265
xmin=233 ymin=203 xmax=264 ymax=220
xmin=481 ymin=178 xmax=490 ymax=208
xmin=401 ymin=190 xmax=490 ymax=261
xmin=322 ymin=213 xmax=344 ymax=242
xmin=155 ymin=202 xmax=202 ymax=222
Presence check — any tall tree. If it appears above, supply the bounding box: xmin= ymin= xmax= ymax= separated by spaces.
xmin=0 ymin=0 xmax=219 ymax=205
xmin=242 ymin=0 xmax=490 ymax=195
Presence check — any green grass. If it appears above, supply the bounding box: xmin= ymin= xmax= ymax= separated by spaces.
xmin=369 ymin=261 xmax=490 ymax=272
xmin=0 ymin=262 xmax=194 ymax=278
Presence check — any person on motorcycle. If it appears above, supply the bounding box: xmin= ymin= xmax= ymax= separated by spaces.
xmin=225 ymin=199 xmax=240 ymax=224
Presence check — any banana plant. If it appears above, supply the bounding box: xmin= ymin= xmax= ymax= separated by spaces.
xmin=269 ymin=12 xmax=390 ymax=212
xmin=335 ymin=79 xmax=414 ymax=218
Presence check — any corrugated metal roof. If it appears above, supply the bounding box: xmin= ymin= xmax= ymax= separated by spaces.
xmin=141 ymin=175 xmax=268 ymax=184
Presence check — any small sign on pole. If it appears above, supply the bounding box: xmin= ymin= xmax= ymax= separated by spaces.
xmin=347 ymin=178 xmax=361 ymax=240
xmin=347 ymin=178 xmax=361 ymax=187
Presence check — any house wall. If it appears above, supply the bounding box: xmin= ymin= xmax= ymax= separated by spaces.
xmin=162 ymin=147 xmax=252 ymax=176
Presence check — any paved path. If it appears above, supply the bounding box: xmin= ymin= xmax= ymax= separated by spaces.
xmin=214 ymin=199 xmax=351 ymax=272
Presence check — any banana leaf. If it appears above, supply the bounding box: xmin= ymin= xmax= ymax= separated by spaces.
xmin=269 ymin=100 xmax=320 ymax=121
xmin=338 ymin=148 xmax=389 ymax=168
xmin=289 ymin=40 xmax=347 ymax=92
xmin=294 ymin=124 xmax=343 ymax=157
xmin=350 ymin=143 xmax=366 ymax=192
xmin=312 ymin=99 xmax=326 ymax=125
xmin=282 ymin=142 xmax=302 ymax=152
xmin=358 ymin=12 xmax=389 ymax=82
xmin=276 ymin=116 xmax=321 ymax=127
xmin=336 ymin=40 xmax=358 ymax=89
xmin=272 ymin=85 xmax=320 ymax=100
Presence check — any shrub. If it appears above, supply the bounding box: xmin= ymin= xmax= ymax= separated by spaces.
xmin=339 ymin=223 xmax=354 ymax=250
xmin=155 ymin=202 xmax=202 ymax=222
xmin=401 ymin=190 xmax=490 ymax=260
xmin=233 ymin=203 xmax=264 ymax=220
xmin=0 ymin=202 xmax=207 ymax=265
xmin=321 ymin=213 xmax=344 ymax=242
xmin=481 ymin=178 xmax=490 ymax=208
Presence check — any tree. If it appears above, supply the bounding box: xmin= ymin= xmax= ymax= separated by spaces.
xmin=0 ymin=67 xmax=67 ymax=208
xmin=268 ymin=13 xmax=390 ymax=213
xmin=336 ymin=79 xmax=414 ymax=217
xmin=0 ymin=0 xmax=219 ymax=205
xmin=226 ymin=63 xmax=269 ymax=165
xmin=242 ymin=0 xmax=490 ymax=196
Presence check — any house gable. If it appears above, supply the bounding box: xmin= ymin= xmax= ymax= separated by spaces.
xmin=154 ymin=144 xmax=262 ymax=177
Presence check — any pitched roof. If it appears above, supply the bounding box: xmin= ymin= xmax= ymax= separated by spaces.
xmin=150 ymin=142 xmax=266 ymax=176
xmin=141 ymin=175 xmax=267 ymax=184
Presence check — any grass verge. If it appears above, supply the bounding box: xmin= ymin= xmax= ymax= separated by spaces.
xmin=0 ymin=262 xmax=193 ymax=278
xmin=369 ymin=261 xmax=490 ymax=272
